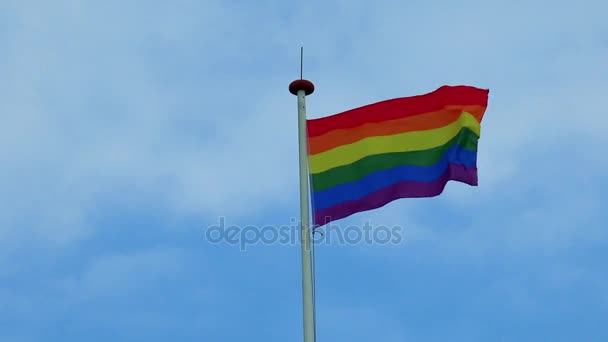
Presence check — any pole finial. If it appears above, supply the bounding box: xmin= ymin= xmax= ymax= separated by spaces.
xmin=289 ymin=79 xmax=315 ymax=96
xmin=300 ymin=46 xmax=303 ymax=80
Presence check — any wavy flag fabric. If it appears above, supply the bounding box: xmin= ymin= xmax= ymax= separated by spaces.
xmin=306 ymin=85 xmax=489 ymax=227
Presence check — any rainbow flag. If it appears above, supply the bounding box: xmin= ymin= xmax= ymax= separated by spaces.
xmin=307 ymin=85 xmax=489 ymax=227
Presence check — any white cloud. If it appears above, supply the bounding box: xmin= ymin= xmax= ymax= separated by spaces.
xmin=75 ymin=248 xmax=188 ymax=297
xmin=0 ymin=0 xmax=302 ymax=245
xmin=1 ymin=0 xmax=607 ymax=266
xmin=0 ymin=246 xmax=212 ymax=340
xmin=1 ymin=1 xmax=608 ymax=341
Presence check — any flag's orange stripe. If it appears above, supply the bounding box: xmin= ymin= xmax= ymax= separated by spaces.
xmin=308 ymin=105 xmax=486 ymax=156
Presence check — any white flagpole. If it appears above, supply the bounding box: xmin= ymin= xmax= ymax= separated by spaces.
xmin=289 ymin=51 xmax=316 ymax=342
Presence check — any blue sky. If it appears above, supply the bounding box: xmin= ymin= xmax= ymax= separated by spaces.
xmin=1 ymin=0 xmax=607 ymax=341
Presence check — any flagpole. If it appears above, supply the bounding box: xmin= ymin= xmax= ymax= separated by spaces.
xmin=289 ymin=74 xmax=315 ymax=342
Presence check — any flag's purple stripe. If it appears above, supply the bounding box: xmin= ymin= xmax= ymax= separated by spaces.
xmin=313 ymin=164 xmax=477 ymax=227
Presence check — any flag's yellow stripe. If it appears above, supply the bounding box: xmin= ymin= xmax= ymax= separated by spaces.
xmin=309 ymin=112 xmax=480 ymax=174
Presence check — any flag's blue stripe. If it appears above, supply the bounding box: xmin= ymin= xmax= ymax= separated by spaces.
xmin=311 ymin=145 xmax=477 ymax=211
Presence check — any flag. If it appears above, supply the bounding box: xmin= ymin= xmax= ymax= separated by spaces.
xmin=307 ymin=85 xmax=489 ymax=227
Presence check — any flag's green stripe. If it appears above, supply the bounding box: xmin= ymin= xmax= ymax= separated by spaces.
xmin=310 ymin=127 xmax=479 ymax=192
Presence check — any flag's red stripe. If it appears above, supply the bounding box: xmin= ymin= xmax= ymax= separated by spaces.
xmin=307 ymin=85 xmax=489 ymax=138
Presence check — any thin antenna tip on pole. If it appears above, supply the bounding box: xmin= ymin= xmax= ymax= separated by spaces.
xmin=300 ymin=47 xmax=304 ymax=79
xmin=289 ymin=47 xmax=314 ymax=95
